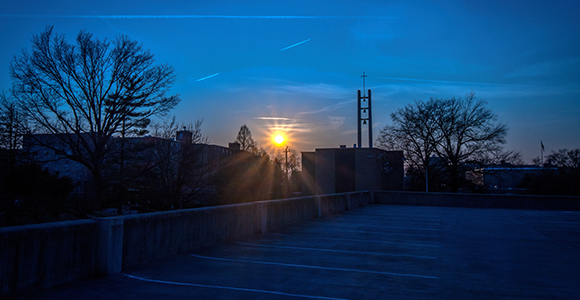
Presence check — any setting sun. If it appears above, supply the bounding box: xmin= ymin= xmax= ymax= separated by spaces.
xmin=274 ymin=134 xmax=285 ymax=145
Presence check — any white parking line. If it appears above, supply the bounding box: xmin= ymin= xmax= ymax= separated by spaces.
xmin=189 ymin=254 xmax=438 ymax=279
xmin=348 ymin=212 xmax=441 ymax=220
xmin=271 ymin=233 xmax=442 ymax=247
xmin=236 ymin=242 xmax=437 ymax=259
xmin=123 ymin=274 xmax=348 ymax=300
xmin=317 ymin=228 xmax=439 ymax=238
xmin=306 ymin=221 xmax=440 ymax=231
xmin=359 ymin=225 xmax=440 ymax=231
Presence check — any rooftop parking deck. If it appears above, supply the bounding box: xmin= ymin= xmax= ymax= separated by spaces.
xmin=20 ymin=204 xmax=580 ymax=299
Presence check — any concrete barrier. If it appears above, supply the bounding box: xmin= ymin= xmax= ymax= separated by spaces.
xmin=0 ymin=191 xmax=371 ymax=298
xmin=121 ymin=202 xmax=262 ymax=268
xmin=258 ymin=196 xmax=319 ymax=230
xmin=0 ymin=220 xmax=97 ymax=297
xmin=374 ymin=191 xmax=580 ymax=210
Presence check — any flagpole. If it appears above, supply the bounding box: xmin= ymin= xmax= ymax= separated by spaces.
xmin=541 ymin=140 xmax=544 ymax=167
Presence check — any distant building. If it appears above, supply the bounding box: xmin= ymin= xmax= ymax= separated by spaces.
xmin=22 ymin=133 xmax=237 ymax=201
xmin=301 ymin=147 xmax=404 ymax=195
xmin=466 ymin=163 xmax=555 ymax=193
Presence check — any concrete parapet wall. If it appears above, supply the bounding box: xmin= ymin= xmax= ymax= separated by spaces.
xmin=374 ymin=191 xmax=580 ymax=210
xmin=0 ymin=191 xmax=371 ymax=298
xmin=121 ymin=203 xmax=262 ymax=268
xmin=259 ymin=197 xmax=319 ymax=230
xmin=0 ymin=220 xmax=97 ymax=297
xmin=320 ymin=194 xmax=348 ymax=216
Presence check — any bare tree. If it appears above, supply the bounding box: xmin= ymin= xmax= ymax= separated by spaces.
xmin=377 ymin=92 xmax=508 ymax=192
xmin=546 ymin=148 xmax=580 ymax=169
xmin=432 ymin=93 xmax=507 ymax=191
xmin=137 ymin=118 xmax=211 ymax=209
xmin=472 ymin=149 xmax=523 ymax=166
xmin=9 ymin=26 xmax=180 ymax=204
xmin=235 ymin=124 xmax=256 ymax=151
xmin=376 ymin=99 xmax=442 ymax=191
xmin=522 ymin=148 xmax=580 ymax=196
xmin=151 ymin=116 xmax=208 ymax=144
xmin=275 ymin=147 xmax=301 ymax=176
xmin=0 ymin=91 xmax=31 ymax=183
xmin=0 ymin=91 xmax=27 ymax=153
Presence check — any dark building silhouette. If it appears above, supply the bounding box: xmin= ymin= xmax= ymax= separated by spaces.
xmin=22 ymin=133 xmax=237 ymax=202
xmin=301 ymin=147 xmax=404 ymax=195
xmin=176 ymin=127 xmax=193 ymax=143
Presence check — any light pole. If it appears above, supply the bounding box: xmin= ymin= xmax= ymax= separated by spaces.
xmin=274 ymin=134 xmax=289 ymax=197
xmin=284 ymin=145 xmax=289 ymax=197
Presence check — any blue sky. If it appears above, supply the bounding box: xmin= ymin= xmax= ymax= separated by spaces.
xmin=1 ymin=0 xmax=579 ymax=162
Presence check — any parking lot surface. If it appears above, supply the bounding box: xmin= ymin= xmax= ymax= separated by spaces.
xmin=21 ymin=205 xmax=580 ymax=299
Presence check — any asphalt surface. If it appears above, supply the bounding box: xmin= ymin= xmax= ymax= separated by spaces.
xmin=20 ymin=205 xmax=580 ymax=299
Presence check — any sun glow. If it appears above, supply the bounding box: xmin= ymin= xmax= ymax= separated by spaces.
xmin=255 ymin=114 xmax=298 ymax=157
xmin=274 ymin=134 xmax=285 ymax=145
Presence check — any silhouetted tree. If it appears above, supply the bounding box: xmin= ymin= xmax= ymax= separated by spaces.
xmin=235 ymin=124 xmax=256 ymax=152
xmin=433 ymin=93 xmax=508 ymax=191
xmin=9 ymin=26 xmax=180 ymax=206
xmin=275 ymin=147 xmax=301 ymax=194
xmin=104 ymin=118 xmax=211 ymax=210
xmin=377 ymin=92 xmax=508 ymax=192
xmin=521 ymin=148 xmax=580 ymax=196
xmin=376 ymin=99 xmax=442 ymax=191
xmin=0 ymin=92 xmax=29 ymax=177
xmin=147 ymin=118 xmax=210 ymax=209
xmin=471 ymin=149 xmax=523 ymax=166
xmin=546 ymin=148 xmax=580 ymax=169
xmin=275 ymin=147 xmax=301 ymax=175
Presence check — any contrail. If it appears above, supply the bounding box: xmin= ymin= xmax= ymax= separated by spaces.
xmin=196 ymin=72 xmax=220 ymax=82
xmin=280 ymin=38 xmax=312 ymax=52
xmin=0 ymin=14 xmax=398 ymax=20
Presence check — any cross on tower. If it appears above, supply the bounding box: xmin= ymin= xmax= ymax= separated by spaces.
xmin=361 ymin=72 xmax=368 ymax=96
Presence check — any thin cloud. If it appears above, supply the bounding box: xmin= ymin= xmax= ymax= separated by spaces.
xmin=380 ymin=76 xmax=513 ymax=86
xmin=255 ymin=117 xmax=294 ymax=121
xmin=255 ymin=116 xmax=313 ymax=133
xmin=327 ymin=116 xmax=346 ymax=129
xmin=298 ymin=100 xmax=352 ymax=115
xmin=0 ymin=14 xmax=398 ymax=20
xmin=280 ymin=39 xmax=311 ymax=51
xmin=269 ymin=125 xmax=312 ymax=133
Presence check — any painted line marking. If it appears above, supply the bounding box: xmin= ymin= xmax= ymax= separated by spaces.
xmin=306 ymin=228 xmax=439 ymax=238
xmin=348 ymin=212 xmax=441 ymax=219
xmin=236 ymin=242 xmax=437 ymax=259
xmin=271 ymin=233 xmax=442 ymax=247
xmin=345 ymin=218 xmax=441 ymax=223
xmin=313 ymin=224 xmax=440 ymax=231
xmin=189 ymin=254 xmax=438 ymax=279
xmin=348 ymin=214 xmax=441 ymax=220
xmin=123 ymin=274 xmax=347 ymax=300
xmin=377 ymin=226 xmax=439 ymax=231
